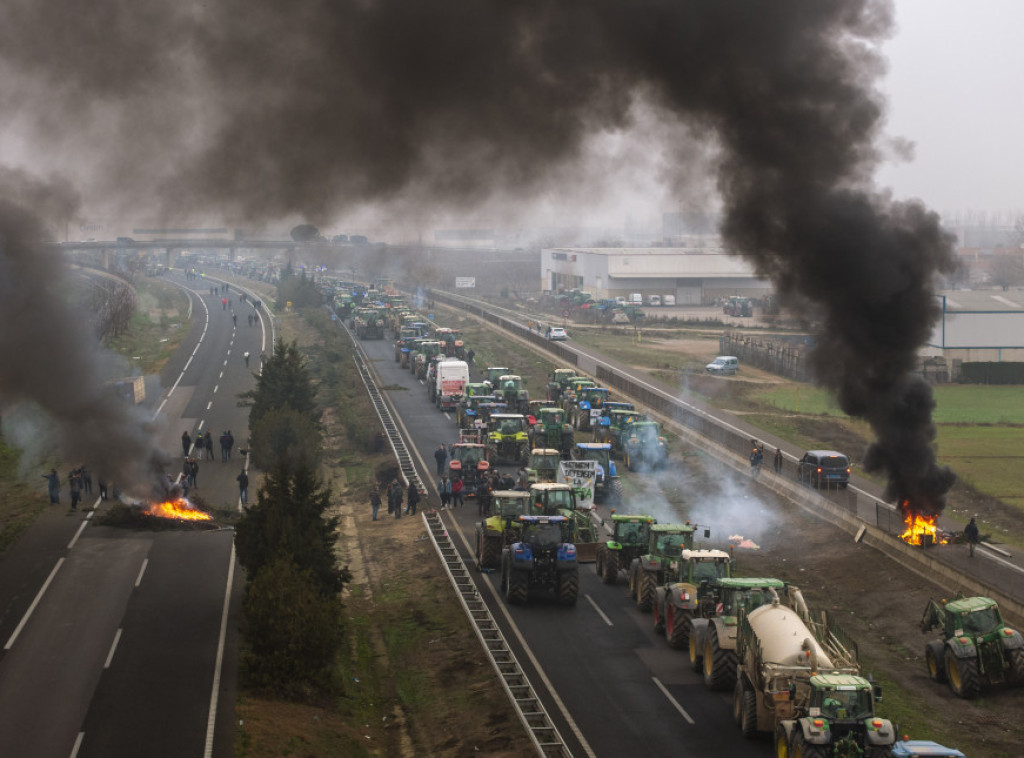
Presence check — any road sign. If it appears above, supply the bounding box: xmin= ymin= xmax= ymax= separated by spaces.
xmin=455 ymin=277 xmax=476 ymax=288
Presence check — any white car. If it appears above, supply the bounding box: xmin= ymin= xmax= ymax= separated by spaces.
xmin=547 ymin=327 xmax=568 ymax=341
xmin=706 ymin=356 xmax=739 ymax=375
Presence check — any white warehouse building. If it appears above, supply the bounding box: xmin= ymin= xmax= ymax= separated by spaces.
xmin=541 ymin=247 xmax=770 ymax=305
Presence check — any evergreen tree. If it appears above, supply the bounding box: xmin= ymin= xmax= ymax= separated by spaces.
xmin=244 ymin=339 xmax=318 ymax=430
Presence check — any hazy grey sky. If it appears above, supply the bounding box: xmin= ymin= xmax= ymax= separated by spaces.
xmin=878 ymin=0 xmax=1024 ymax=214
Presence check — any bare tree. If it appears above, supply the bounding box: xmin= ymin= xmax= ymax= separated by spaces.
xmin=988 ymin=255 xmax=1024 ymax=291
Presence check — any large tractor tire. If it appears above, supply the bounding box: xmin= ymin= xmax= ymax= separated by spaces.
xmin=737 ymin=682 xmax=758 ymax=739
xmin=703 ymin=625 xmax=737 ymax=691
xmin=625 ymin=450 xmax=635 ymax=472
xmin=925 ymin=640 xmax=947 ymax=683
xmin=688 ymin=624 xmax=703 ymax=672
xmin=610 ymin=478 xmax=624 ymax=504
xmin=945 ymin=647 xmax=981 ymax=698
xmin=1009 ymin=647 xmax=1024 ymax=684
xmin=652 ymin=597 xmax=665 ymax=634
xmin=791 ymin=732 xmax=827 ymax=758
xmin=774 ymin=725 xmax=790 ymax=758
xmin=637 ymin=569 xmax=656 ymax=612
xmin=666 ymin=606 xmax=690 ymax=649
xmin=478 ymin=533 xmax=501 ymax=570
xmin=557 ymin=567 xmax=579 ymax=606
xmin=504 ymin=564 xmax=528 ymax=606
xmin=602 ymin=551 xmax=619 ymax=584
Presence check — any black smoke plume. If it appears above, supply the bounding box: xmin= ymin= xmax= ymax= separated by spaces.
xmin=0 ymin=170 xmax=169 ymax=493
xmin=0 ymin=0 xmax=955 ymax=510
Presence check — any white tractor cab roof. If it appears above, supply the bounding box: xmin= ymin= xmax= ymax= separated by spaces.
xmin=681 ymin=549 xmax=731 ymax=561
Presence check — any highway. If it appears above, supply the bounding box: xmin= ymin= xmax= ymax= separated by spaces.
xmin=354 ymin=326 xmax=764 ymax=757
xmin=0 ymin=272 xmax=261 ymax=758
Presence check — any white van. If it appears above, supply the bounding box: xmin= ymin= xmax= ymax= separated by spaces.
xmin=647 ymin=295 xmax=662 ymax=307
xmin=433 ymin=359 xmax=470 ymax=409
xmin=629 ymin=293 xmax=642 ymax=305
xmin=705 ymin=356 xmax=739 ymax=376
xmin=663 ymin=295 xmax=676 ymax=307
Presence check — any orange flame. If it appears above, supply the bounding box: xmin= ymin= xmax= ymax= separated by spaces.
xmin=898 ymin=502 xmax=947 ymax=546
xmin=144 ymin=497 xmax=213 ymax=521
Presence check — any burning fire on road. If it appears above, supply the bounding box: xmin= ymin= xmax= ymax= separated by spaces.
xmin=143 ymin=497 xmax=213 ymax=522
xmin=898 ymin=501 xmax=949 ymax=547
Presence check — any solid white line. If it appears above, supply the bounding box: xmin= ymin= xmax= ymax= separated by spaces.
xmin=978 ymin=546 xmax=1024 ymax=576
xmin=67 ymin=519 xmax=90 ymax=550
xmin=69 ymin=731 xmax=84 ymax=758
xmin=104 ymin=628 xmax=123 ymax=669
xmin=584 ymin=594 xmax=613 ymax=626
xmin=203 ymin=543 xmax=237 ymax=758
xmin=652 ymin=677 xmax=695 ymax=724
xmin=135 ymin=558 xmax=149 ymax=588
xmin=5 ymin=558 xmax=65 ymax=650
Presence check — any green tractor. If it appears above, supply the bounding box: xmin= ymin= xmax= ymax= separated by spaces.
xmin=528 ymin=406 xmax=574 ymax=459
xmin=483 ymin=366 xmax=512 ymax=391
xmin=411 ymin=340 xmax=443 ymax=379
xmin=528 ymin=482 xmax=599 ymax=562
xmin=546 ymin=368 xmax=578 ymax=402
xmin=688 ymin=578 xmax=792 ymax=692
xmin=595 ymin=513 xmax=656 ymax=584
xmin=496 ymin=374 xmax=530 ymax=414
xmin=570 ymin=387 xmax=611 ymax=432
xmin=475 ymin=490 xmax=532 ymax=570
xmin=921 ymin=595 xmax=1024 ymax=698
xmin=525 ymin=448 xmax=562 ymax=486
xmin=486 ymin=413 xmax=530 ymax=465
xmin=622 ymin=419 xmax=669 ymax=471
xmin=572 ymin=442 xmax=622 ymax=504
xmin=395 ymin=332 xmax=420 ymax=364
xmin=559 ymin=378 xmax=596 ymax=414
xmin=594 ymin=409 xmax=645 ymax=456
xmin=627 ymin=523 xmax=697 ymax=612
xmin=652 ymin=548 xmax=731 ymax=650
xmin=457 ymin=391 xmax=499 ymax=431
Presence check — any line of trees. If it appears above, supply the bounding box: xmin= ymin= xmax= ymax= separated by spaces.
xmin=235 ymin=338 xmax=351 ymax=693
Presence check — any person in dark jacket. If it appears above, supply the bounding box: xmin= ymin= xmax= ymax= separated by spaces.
xmin=438 ymin=475 xmax=451 ymax=509
xmin=773 ymin=447 xmax=783 ymax=474
xmin=406 ymin=482 xmax=420 ymax=516
xmin=237 ymin=468 xmax=249 ymax=505
xmin=388 ymin=479 xmax=403 ymax=519
xmin=369 ymin=484 xmax=382 ymax=520
xmin=476 ymin=479 xmax=491 ymax=517
xmin=964 ymin=517 xmax=980 ymax=557
xmin=182 ymin=430 xmax=192 ymax=457
xmin=204 ymin=431 xmax=214 ymax=461
xmin=434 ymin=444 xmax=447 ymax=475
xmin=42 ymin=468 xmax=60 ymax=504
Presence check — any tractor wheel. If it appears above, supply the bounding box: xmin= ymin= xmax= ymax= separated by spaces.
xmin=738 ymin=685 xmax=758 ymax=739
xmin=637 ymin=569 xmax=656 ymax=612
xmin=479 ymin=535 xmax=501 ymax=570
xmin=945 ymin=647 xmax=981 ymax=698
xmin=666 ymin=607 xmax=690 ymax=649
xmin=688 ymin=625 xmax=703 ymax=672
xmin=610 ymin=478 xmax=624 ymax=504
xmin=1009 ymin=647 xmax=1024 ymax=685
xmin=791 ymin=732 xmax=826 ymax=758
xmin=774 ymin=725 xmax=790 ymax=758
xmin=601 ymin=552 xmax=618 ymax=584
xmin=628 ymin=565 xmax=639 ymax=602
xmin=652 ymin=598 xmax=665 ymax=634
xmin=732 ymin=679 xmax=745 ymax=727
xmin=505 ymin=567 xmax=528 ymax=606
xmin=626 ymin=451 xmax=635 ymax=472
xmin=925 ymin=640 xmax=947 ymax=683
xmin=558 ymin=567 xmax=579 ymax=606
xmin=703 ymin=625 xmax=737 ymax=691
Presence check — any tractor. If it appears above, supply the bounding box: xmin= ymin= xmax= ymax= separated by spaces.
xmin=652 ymin=548 xmax=732 ymax=650
xmin=622 ymin=419 xmax=669 ymax=471
xmin=496 ymin=374 xmax=530 ymax=414
xmin=475 ymin=490 xmax=532 ymax=570
xmin=627 ymin=523 xmax=697 ymax=612
xmin=394 ymin=332 xmax=420 ymax=364
xmin=483 ymin=366 xmax=512 ymax=391
xmin=528 ymin=482 xmax=599 ymax=562
xmin=524 ymin=448 xmax=562 ymax=486
xmin=594 ymin=513 xmax=656 ymax=584
xmin=449 ymin=440 xmax=489 ymax=493
xmin=594 ymin=409 xmax=645 ymax=456
xmin=411 ymin=340 xmax=443 ymax=380
xmin=528 ymin=407 xmax=574 ymax=459
xmin=921 ymin=595 xmax=1024 ymax=698
xmin=486 ymin=413 xmax=530 ymax=465
xmin=559 ymin=378 xmax=596 ymax=414
xmin=570 ymin=387 xmax=611 ymax=432
xmin=546 ymin=368 xmax=578 ymax=402
xmin=500 ymin=515 xmax=579 ymax=606
xmin=572 ymin=442 xmax=621 ymax=503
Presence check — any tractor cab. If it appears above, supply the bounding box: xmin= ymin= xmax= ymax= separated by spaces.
xmin=529 ymin=482 xmax=577 ymax=514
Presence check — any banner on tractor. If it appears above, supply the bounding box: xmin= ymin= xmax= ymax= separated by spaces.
xmin=558 ymin=460 xmax=598 ymax=511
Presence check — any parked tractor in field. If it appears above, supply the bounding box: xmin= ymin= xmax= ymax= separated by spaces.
xmin=475 ymin=491 xmax=532 ymax=570
xmin=627 ymin=523 xmax=697 ymax=612
xmin=528 ymin=407 xmax=574 ymax=459
xmin=921 ymin=595 xmax=1024 ymax=698
xmin=500 ymin=515 xmax=579 ymax=606
xmin=487 ymin=413 xmax=530 ymax=465
xmin=595 ymin=513 xmax=656 ymax=585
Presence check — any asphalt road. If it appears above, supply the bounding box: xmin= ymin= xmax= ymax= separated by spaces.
xmin=354 ymin=326 xmax=765 ymax=757
xmin=0 ymin=272 xmax=260 ymax=758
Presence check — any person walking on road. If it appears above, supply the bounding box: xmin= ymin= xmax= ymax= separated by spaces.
xmin=438 ymin=474 xmax=451 ymax=509
xmin=451 ymin=476 xmax=463 ymax=508
xmin=406 ymin=481 xmax=420 ymax=516
xmin=434 ymin=444 xmax=447 ymax=476
xmin=182 ymin=430 xmax=192 ymax=457
xmin=773 ymin=447 xmax=783 ymax=474
xmin=237 ymin=468 xmax=249 ymax=505
xmin=965 ymin=517 xmax=980 ymax=557
xmin=369 ymin=483 xmax=381 ymax=521
xmin=204 ymin=431 xmax=214 ymax=461
xmin=476 ymin=479 xmax=491 ymax=517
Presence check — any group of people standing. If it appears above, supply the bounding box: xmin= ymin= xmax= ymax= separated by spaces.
xmin=369 ymin=478 xmax=423 ymax=520
xmin=41 ymin=466 xmax=109 ymax=511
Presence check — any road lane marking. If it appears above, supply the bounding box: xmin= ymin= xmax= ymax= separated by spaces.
xmin=204 ymin=542 xmax=237 ymax=758
xmin=223 ymin=360 xmax=227 ymax=366
xmin=584 ymin=594 xmax=613 ymax=626
xmin=652 ymin=677 xmax=695 ymax=724
xmin=104 ymin=628 xmax=123 ymax=669
xmin=67 ymin=518 xmax=90 ymax=550
xmin=207 ymin=401 xmax=213 ymax=410
xmin=135 ymin=558 xmax=149 ymax=587
xmin=218 ymin=371 xmax=223 ymax=379
xmin=5 ymin=558 xmax=65 ymax=650
xmin=69 ymin=732 xmax=84 ymax=758
xmin=157 ymin=280 xmax=211 ymax=417
xmin=213 ymin=385 xmax=218 ymax=393
xmin=197 ymin=419 xmax=205 ymax=430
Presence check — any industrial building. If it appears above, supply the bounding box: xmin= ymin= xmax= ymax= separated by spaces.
xmin=927 ymin=290 xmax=1024 ymax=362
xmin=541 ymin=246 xmax=770 ymax=305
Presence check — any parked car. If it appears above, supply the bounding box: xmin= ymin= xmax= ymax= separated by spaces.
xmin=662 ymin=295 xmax=676 ymax=306
xmin=547 ymin=327 xmax=568 ymax=341
xmin=797 ymin=450 xmax=851 ymax=489
xmin=705 ymin=356 xmax=739 ymax=375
